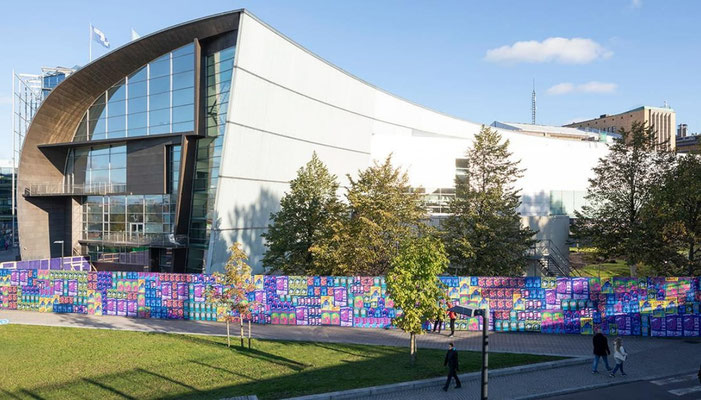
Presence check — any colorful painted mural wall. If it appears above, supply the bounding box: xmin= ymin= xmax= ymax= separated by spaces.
xmin=0 ymin=266 xmax=699 ymax=336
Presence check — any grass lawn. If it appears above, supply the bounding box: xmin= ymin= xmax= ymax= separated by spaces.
xmin=577 ymin=259 xmax=653 ymax=278
xmin=0 ymin=324 xmax=562 ymax=400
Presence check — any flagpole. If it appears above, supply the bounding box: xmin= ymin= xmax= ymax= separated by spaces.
xmin=89 ymin=23 xmax=92 ymax=62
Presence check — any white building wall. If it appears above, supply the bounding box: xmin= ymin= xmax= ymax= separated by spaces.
xmin=208 ymin=11 xmax=610 ymax=273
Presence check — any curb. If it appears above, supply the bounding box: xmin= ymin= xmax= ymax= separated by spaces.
xmin=516 ymin=369 xmax=699 ymax=400
xmin=283 ymin=357 xmax=589 ymax=400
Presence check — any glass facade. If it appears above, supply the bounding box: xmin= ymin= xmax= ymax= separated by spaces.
xmin=0 ymin=167 xmax=14 ymax=245
xmin=73 ymin=43 xmax=195 ymax=142
xmin=167 ymin=145 xmax=181 ymax=194
xmin=186 ymin=46 xmax=235 ymax=272
xmin=82 ymin=195 xmax=175 ymax=241
xmin=65 ymin=144 xmax=127 ymax=189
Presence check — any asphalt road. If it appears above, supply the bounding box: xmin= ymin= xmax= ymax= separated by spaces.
xmin=548 ymin=372 xmax=701 ymax=400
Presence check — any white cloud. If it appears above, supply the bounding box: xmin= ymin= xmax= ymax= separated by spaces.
xmin=631 ymin=0 xmax=642 ymax=8
xmin=485 ymin=37 xmax=613 ymax=64
xmin=546 ymin=83 xmax=575 ymax=95
xmin=547 ymin=81 xmax=618 ymax=95
xmin=578 ymin=81 xmax=618 ymax=93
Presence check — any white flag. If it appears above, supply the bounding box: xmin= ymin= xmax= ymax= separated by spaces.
xmin=92 ymin=26 xmax=110 ymax=48
xmin=131 ymin=28 xmax=141 ymax=41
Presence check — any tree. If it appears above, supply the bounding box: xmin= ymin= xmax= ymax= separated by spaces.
xmin=386 ymin=235 xmax=448 ymax=364
xmin=262 ymin=153 xmax=345 ymax=274
xmin=311 ymin=155 xmax=429 ymax=276
xmin=441 ymin=125 xmax=535 ymax=276
xmin=642 ymin=154 xmax=701 ymax=275
xmin=209 ymin=243 xmax=256 ymax=348
xmin=573 ymin=122 xmax=675 ymax=277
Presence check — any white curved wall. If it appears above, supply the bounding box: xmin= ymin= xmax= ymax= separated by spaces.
xmin=209 ymin=11 xmax=609 ymax=273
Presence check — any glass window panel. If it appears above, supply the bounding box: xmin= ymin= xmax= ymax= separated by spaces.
xmin=90 ymin=169 xmax=109 ymax=184
xmin=107 ymin=115 xmax=126 ymax=134
xmin=149 ymin=92 xmax=170 ymax=111
xmin=129 ymin=66 xmax=147 ymax=83
xmin=88 ymin=117 xmax=107 ymax=140
xmin=172 ymin=121 xmax=193 ymax=133
xmin=108 ymin=130 xmax=126 ymax=139
xmin=107 ymin=100 xmax=127 ymax=117
xmin=91 ymin=146 xmax=110 ymax=157
xmin=87 ymin=213 xmax=102 ymax=223
xmin=107 ymin=80 xmax=126 ymax=102
xmin=146 ymin=213 xmax=163 ymax=223
xmin=149 ymin=108 xmax=170 ymax=131
xmin=149 ymin=75 xmax=170 ymax=95
xmin=172 ymin=43 xmax=194 ymax=58
xmin=127 ymin=213 xmax=144 ymax=223
xmin=88 ymin=223 xmax=103 ymax=232
xmin=128 ymin=80 xmax=147 ymax=101
xmin=90 ymin=154 xmax=109 ymax=169
xmin=172 ymin=71 xmax=193 ymax=90
xmin=149 ymin=55 xmax=170 ymax=78
xmin=74 ymin=116 xmax=88 ymax=141
xmin=172 ymin=104 xmax=194 ymax=124
xmin=172 ymin=56 xmax=194 ymax=75
xmin=145 ymin=223 xmax=163 ymax=233
xmin=110 ymin=168 xmax=126 ymax=185
xmin=128 ymin=111 xmax=147 ymax=129
xmin=110 ymin=151 xmax=126 ymax=168
xmin=110 ymin=223 xmax=125 ymax=232
xmin=172 ymin=87 xmax=194 ymax=107
xmin=127 ymin=96 xmax=147 ymax=118
xmin=110 ymin=145 xmax=126 ymax=154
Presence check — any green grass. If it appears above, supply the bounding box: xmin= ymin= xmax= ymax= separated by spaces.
xmin=577 ymin=259 xmax=653 ymax=278
xmin=0 ymin=324 xmax=561 ymax=400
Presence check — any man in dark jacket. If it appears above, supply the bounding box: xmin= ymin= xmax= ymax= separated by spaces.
xmin=443 ymin=342 xmax=461 ymax=391
xmin=592 ymin=328 xmax=612 ymax=373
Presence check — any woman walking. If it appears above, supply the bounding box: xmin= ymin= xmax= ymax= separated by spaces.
xmin=610 ymin=337 xmax=628 ymax=377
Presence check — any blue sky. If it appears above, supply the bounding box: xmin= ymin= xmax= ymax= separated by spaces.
xmin=1 ymin=0 xmax=699 ymax=160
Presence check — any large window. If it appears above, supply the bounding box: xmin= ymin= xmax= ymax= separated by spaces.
xmin=186 ymin=46 xmax=235 ymax=273
xmin=73 ymin=43 xmax=195 ymax=142
xmin=65 ymin=144 xmax=126 ymax=189
xmin=82 ymin=195 xmax=175 ymax=241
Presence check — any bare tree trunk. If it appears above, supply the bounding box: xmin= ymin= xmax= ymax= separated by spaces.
xmin=226 ymin=320 xmax=231 ymax=348
xmin=628 ymin=262 xmax=637 ymax=278
xmin=240 ymin=318 xmax=245 ymax=348
xmin=689 ymin=241 xmax=695 ymax=276
xmin=409 ymin=333 xmax=416 ymax=365
xmin=248 ymin=319 xmax=252 ymax=349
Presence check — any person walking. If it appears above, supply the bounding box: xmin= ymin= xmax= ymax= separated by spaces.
xmin=592 ymin=328 xmax=612 ymax=373
xmin=447 ymin=302 xmax=457 ymax=337
xmin=443 ymin=342 xmax=461 ymax=391
xmin=609 ymin=337 xmax=628 ymax=377
xmin=433 ymin=300 xmax=445 ymax=334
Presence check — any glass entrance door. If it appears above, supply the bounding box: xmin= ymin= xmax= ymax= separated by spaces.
xmin=129 ymin=223 xmax=144 ymax=239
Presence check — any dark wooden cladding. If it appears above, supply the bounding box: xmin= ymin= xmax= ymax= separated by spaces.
xmin=126 ymin=136 xmax=182 ymax=195
xmin=18 ymin=10 xmax=242 ymax=260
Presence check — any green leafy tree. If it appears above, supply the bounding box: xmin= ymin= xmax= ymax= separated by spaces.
xmin=642 ymin=154 xmax=701 ymax=275
xmin=311 ymin=155 xmax=428 ymax=275
xmin=209 ymin=243 xmax=256 ymax=348
xmin=386 ymin=235 xmax=448 ymax=364
xmin=573 ymin=122 xmax=675 ymax=277
xmin=442 ymin=125 xmax=535 ymax=276
xmin=262 ymin=153 xmax=345 ymax=274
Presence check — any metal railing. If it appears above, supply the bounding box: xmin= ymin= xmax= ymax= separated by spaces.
xmin=527 ymin=239 xmax=576 ymax=277
xmin=81 ymin=232 xmax=188 ymax=247
xmin=24 ymin=183 xmax=127 ymax=197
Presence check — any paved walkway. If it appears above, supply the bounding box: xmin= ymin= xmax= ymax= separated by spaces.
xmin=1 ymin=310 xmax=698 ymax=399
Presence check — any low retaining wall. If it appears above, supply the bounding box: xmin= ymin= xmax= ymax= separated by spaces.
xmin=0 ymin=264 xmax=699 ymax=336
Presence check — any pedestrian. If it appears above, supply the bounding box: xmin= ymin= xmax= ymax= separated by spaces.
xmin=443 ymin=342 xmax=461 ymax=391
xmin=433 ymin=300 xmax=445 ymax=334
xmin=592 ymin=328 xmax=612 ymax=373
xmin=447 ymin=302 xmax=457 ymax=337
xmin=609 ymin=337 xmax=628 ymax=377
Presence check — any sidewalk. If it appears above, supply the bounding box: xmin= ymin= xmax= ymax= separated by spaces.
xmin=0 ymin=309 xmax=678 ymax=357
xmin=2 ymin=309 xmax=698 ymax=400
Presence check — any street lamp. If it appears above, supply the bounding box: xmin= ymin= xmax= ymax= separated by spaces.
xmin=53 ymin=240 xmax=64 ymax=270
xmin=448 ymin=305 xmax=489 ymax=400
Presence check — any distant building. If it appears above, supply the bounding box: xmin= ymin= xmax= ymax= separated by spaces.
xmin=491 ymin=121 xmax=619 ymax=143
xmin=678 ymin=123 xmax=688 ymax=138
xmin=0 ymin=160 xmax=16 ymax=245
xmin=565 ymin=106 xmax=676 ymax=151
xmin=676 ymin=134 xmax=700 ymax=154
